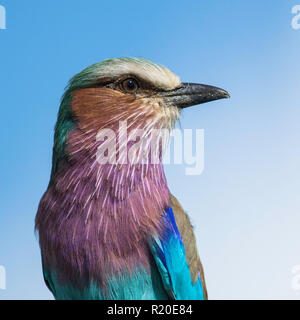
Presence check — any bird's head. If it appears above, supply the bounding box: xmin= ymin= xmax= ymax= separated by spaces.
xmin=52 ymin=58 xmax=229 ymax=178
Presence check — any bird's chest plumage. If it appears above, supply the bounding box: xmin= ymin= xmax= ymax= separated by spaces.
xmin=36 ymin=155 xmax=172 ymax=299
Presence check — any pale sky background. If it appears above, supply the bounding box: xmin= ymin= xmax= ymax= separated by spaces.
xmin=0 ymin=0 xmax=300 ymax=299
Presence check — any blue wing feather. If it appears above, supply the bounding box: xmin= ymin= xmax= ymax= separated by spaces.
xmin=148 ymin=207 xmax=205 ymax=300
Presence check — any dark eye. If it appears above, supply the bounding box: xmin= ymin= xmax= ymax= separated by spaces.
xmin=120 ymin=78 xmax=139 ymax=93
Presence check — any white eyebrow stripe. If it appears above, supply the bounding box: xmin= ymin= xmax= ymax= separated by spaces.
xmin=75 ymin=58 xmax=181 ymax=91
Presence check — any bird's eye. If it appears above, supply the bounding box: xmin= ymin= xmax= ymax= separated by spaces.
xmin=120 ymin=78 xmax=139 ymax=93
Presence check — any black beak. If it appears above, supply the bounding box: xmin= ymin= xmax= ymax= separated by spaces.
xmin=160 ymin=82 xmax=230 ymax=108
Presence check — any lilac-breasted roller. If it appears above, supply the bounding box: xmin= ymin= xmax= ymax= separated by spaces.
xmin=35 ymin=58 xmax=229 ymax=300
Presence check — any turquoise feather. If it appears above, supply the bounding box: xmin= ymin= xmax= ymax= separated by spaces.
xmin=44 ymin=264 xmax=169 ymax=300
xmin=148 ymin=207 xmax=205 ymax=300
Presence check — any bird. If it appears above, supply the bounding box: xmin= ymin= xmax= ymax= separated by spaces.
xmin=35 ymin=57 xmax=229 ymax=300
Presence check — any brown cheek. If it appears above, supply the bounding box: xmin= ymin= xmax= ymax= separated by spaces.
xmin=70 ymin=88 xmax=138 ymax=130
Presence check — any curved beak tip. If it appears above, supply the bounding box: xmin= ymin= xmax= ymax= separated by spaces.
xmin=219 ymin=89 xmax=231 ymax=99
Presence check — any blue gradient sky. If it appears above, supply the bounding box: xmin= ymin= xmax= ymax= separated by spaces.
xmin=0 ymin=0 xmax=299 ymax=299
